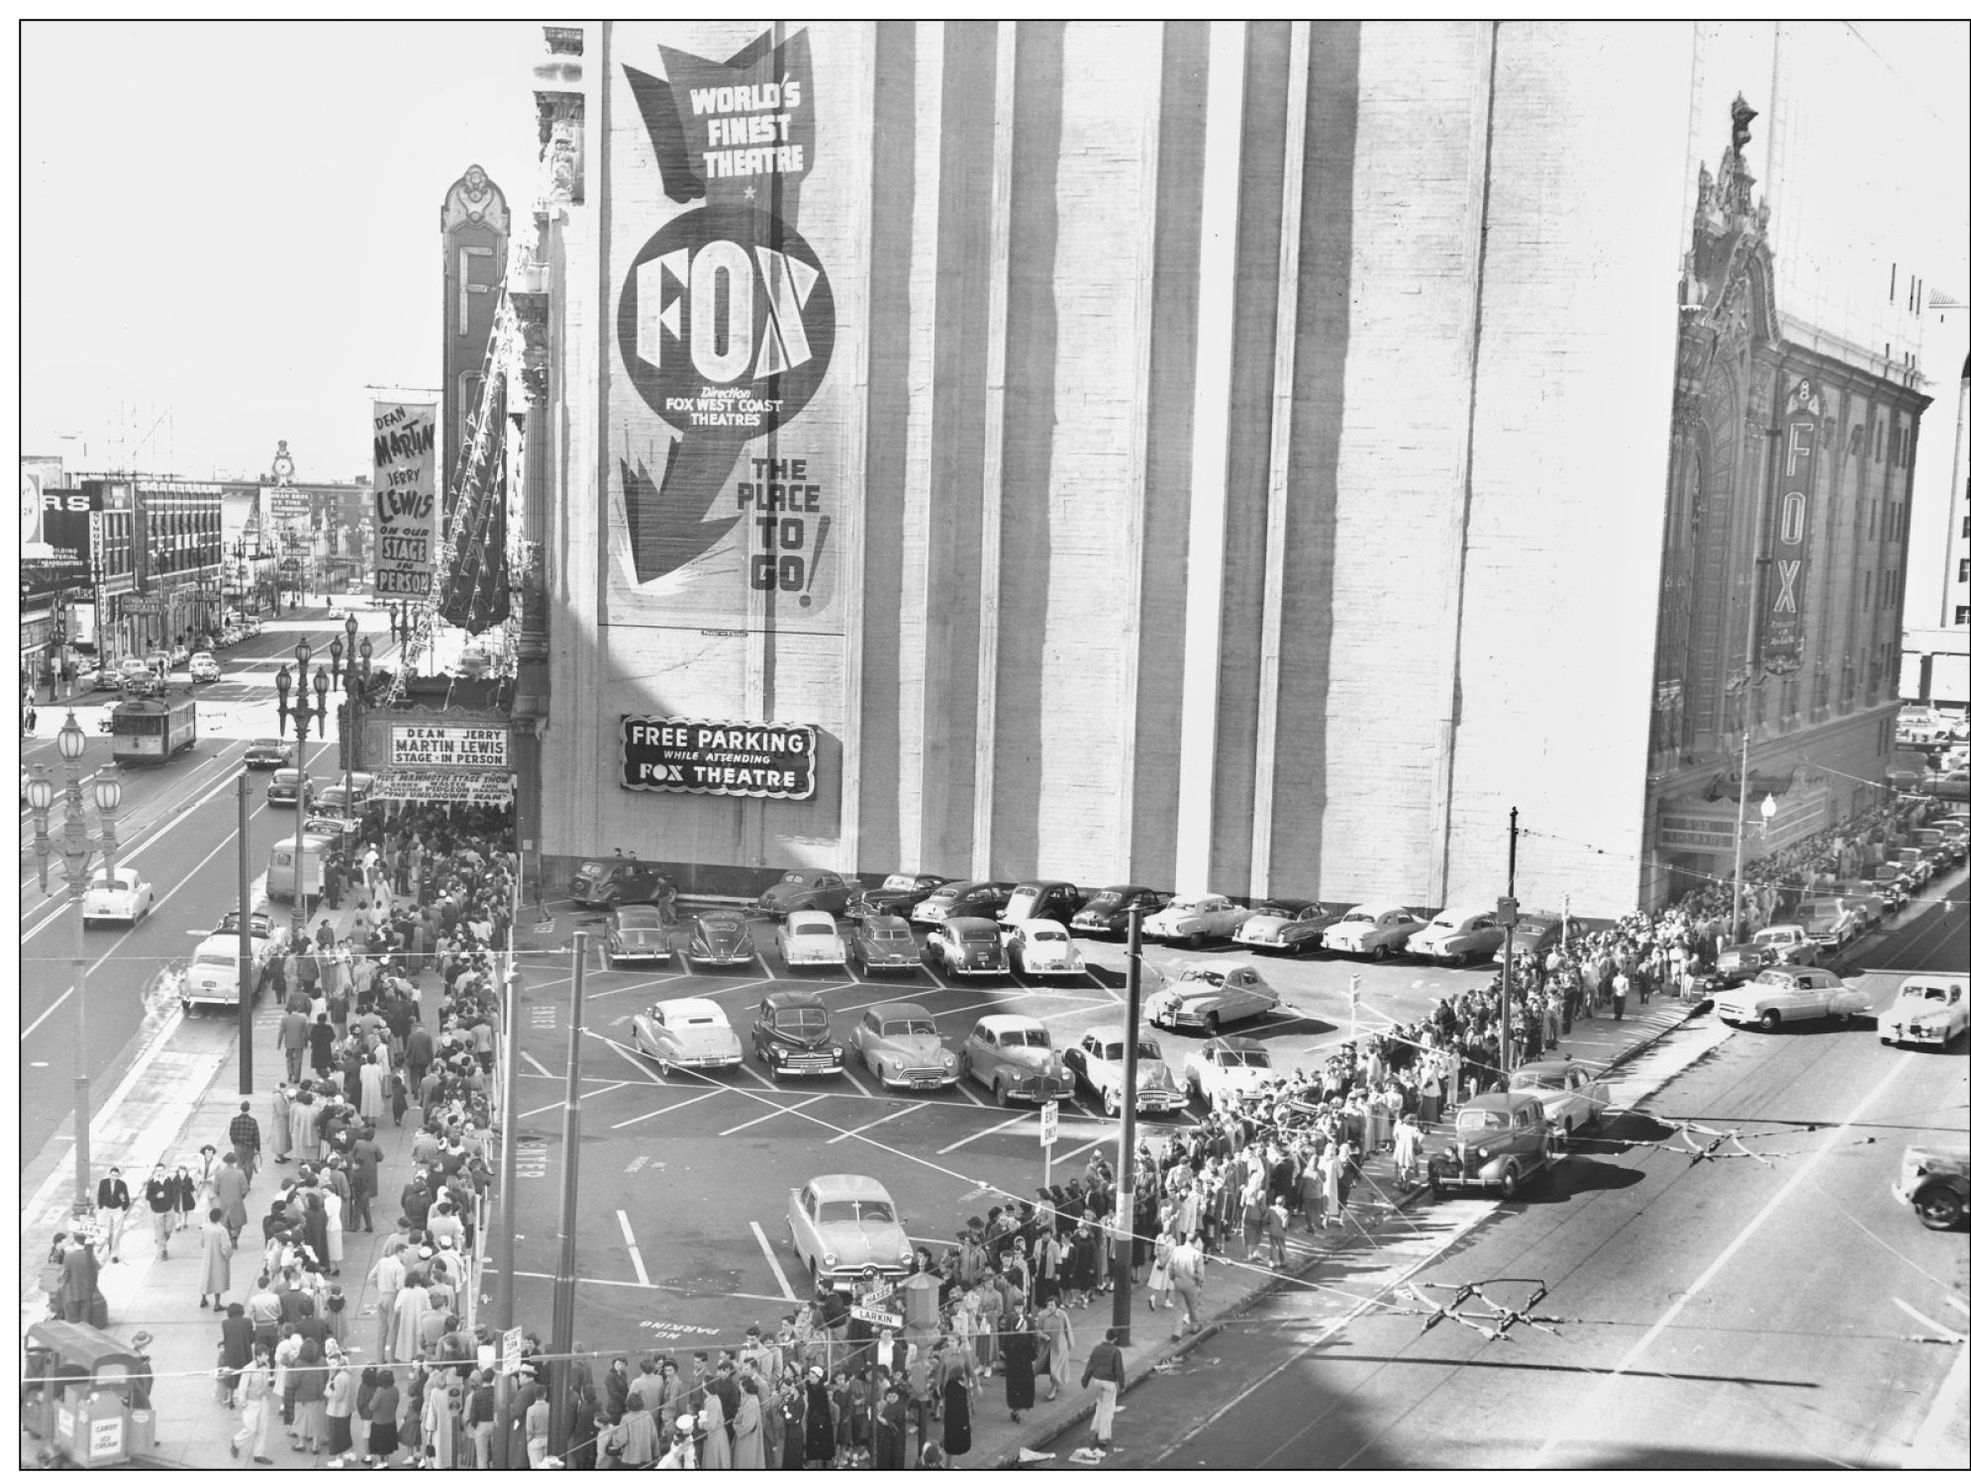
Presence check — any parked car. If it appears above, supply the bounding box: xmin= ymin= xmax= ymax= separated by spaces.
xmin=1506 ymin=912 xmax=1568 ymax=959
xmin=603 ymin=905 xmax=675 ymax=967
xmin=1001 ymin=919 xmax=1084 ymax=979
xmin=776 ymin=910 xmax=849 ymax=969
xmin=758 ymin=869 xmax=856 ymax=918
xmin=627 ymin=997 xmax=744 ymax=1075
xmin=846 ymin=913 xmax=921 ymax=974
xmin=1000 ymin=881 xmax=1086 ymax=927
xmin=1892 ymin=847 xmax=1934 ymax=887
xmin=1800 ymin=897 xmax=1863 ymax=950
xmin=1712 ymin=965 xmax=1870 ymax=1032
xmin=1506 ymin=1061 xmax=1609 ymax=1139
xmin=82 ymin=866 xmax=155 ymax=926
xmin=1235 ymin=900 xmax=1353 ymax=955
xmin=1069 ymin=884 xmax=1174 ymax=938
xmin=188 ymin=652 xmax=221 ymax=683
xmin=1898 ymin=705 xmax=1955 ymax=744
xmin=1427 ymin=1092 xmax=1556 ymax=1198
xmin=1140 ymin=893 xmax=1256 ymax=948
xmin=1405 ymin=907 xmax=1506 ymax=966
xmin=1145 ymin=963 xmax=1279 ymax=1033
xmin=1323 ymin=902 xmax=1430 ymax=961
xmin=180 ymin=915 xmax=289 ymax=1013
xmin=315 ymin=784 xmax=360 ymax=819
xmin=1183 ymin=1036 xmax=1283 ymax=1110
xmin=912 ymin=880 xmax=1015 ymax=924
xmin=850 ymin=1003 xmax=959 ymax=1091
xmin=786 ymin=1174 xmax=913 ymax=1292
xmin=957 ymin=1014 xmax=1074 ymax=1106
xmin=93 ymin=664 xmax=123 ymax=692
xmin=1893 ymin=1145 xmax=1969 ymax=1230
xmin=1748 ymin=923 xmax=1819 ymax=966
xmin=571 ymin=857 xmax=672 ymax=908
xmin=168 ymin=644 xmax=190 ymax=668
xmin=1828 ymin=884 xmax=1887 ymax=929
xmin=924 ymin=916 xmax=1009 ymax=979
xmin=1709 ymin=942 xmax=1778 ymax=986
xmin=752 ymin=991 xmax=846 ymax=1079
xmin=1869 ymin=864 xmax=1913 ymax=909
xmin=1062 ymin=1026 xmax=1187 ymax=1117
xmin=265 ymin=769 xmax=315 ymax=808
xmin=243 ymin=737 xmax=291 ymax=770
xmin=1912 ymin=827 xmax=1965 ymax=868
xmin=1877 ymin=974 xmax=1968 ymax=1048
xmin=118 ymin=657 xmax=157 ymax=697
xmin=686 ymin=910 xmax=758 ymax=968
xmin=847 ymin=873 xmax=952 ymax=919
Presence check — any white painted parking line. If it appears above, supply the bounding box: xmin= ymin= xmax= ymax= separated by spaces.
xmin=22 ymin=987 xmax=76 ymax=1042
xmin=939 ymin=1110 xmax=1037 ymax=1155
xmin=955 ymin=1079 xmax=994 ymax=1108
xmin=625 ymin=1155 xmax=649 ymax=1175
xmin=520 ymin=1051 xmax=553 ymax=1077
xmin=589 ymin=979 xmax=661 ymax=999
xmin=617 ymin=1208 xmax=653 ymax=1286
xmin=1054 ymin=1129 xmax=1120 ymax=1163
xmin=842 ymin=1065 xmax=877 ymax=1099
xmin=518 ymin=1081 xmax=627 ymax=1120
xmin=610 ymin=1089 xmax=726 ymax=1130
xmin=753 ymin=1219 xmax=797 ymax=1302
xmin=721 ymin=1093 xmax=826 ymax=1137
xmin=738 ymin=1062 xmax=779 ymax=1092
xmin=827 ymin=1103 xmax=924 ymax=1145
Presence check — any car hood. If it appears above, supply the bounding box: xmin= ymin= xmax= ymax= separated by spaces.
xmin=872 ymin=1037 xmax=952 ymax=1066
xmin=763 ymin=1020 xmax=833 ymax=1047
xmin=1210 ymin=1064 xmax=1279 ymax=1093
xmin=1880 ymin=998 xmax=1956 ymax=1027
xmin=1136 ymin=1060 xmax=1179 ymax=1093
xmin=996 ymin=1045 xmax=1060 ymax=1070
xmin=816 ymin=1221 xmax=912 ymax=1269
xmin=670 ymin=1023 xmax=741 ymax=1053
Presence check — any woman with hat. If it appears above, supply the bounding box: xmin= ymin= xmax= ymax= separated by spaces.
xmin=802 ymin=1365 xmax=835 ymax=1467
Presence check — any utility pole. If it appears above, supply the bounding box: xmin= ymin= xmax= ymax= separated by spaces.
xmin=492 ymin=961 xmax=522 ymax=1469
xmin=237 ymin=774 xmax=254 ymax=1093
xmin=1500 ymin=807 xmax=1519 ymax=1083
xmin=549 ymin=933 xmax=588 ymax=1456
xmin=1730 ymin=729 xmax=1752 ymax=944
xmin=1111 ymin=905 xmax=1145 ymax=1346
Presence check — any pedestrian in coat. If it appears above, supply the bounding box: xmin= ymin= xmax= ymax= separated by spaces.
xmin=1001 ymin=1307 xmax=1037 ymax=1423
xmin=802 ymin=1368 xmax=835 ymax=1466
xmin=143 ymin=1164 xmax=179 ymax=1255
xmin=367 ymin=1369 xmax=401 ymax=1464
xmin=59 ymin=1235 xmax=100 ymax=1325
xmin=230 ymin=1351 xmax=277 ymax=1462
xmin=214 ymin=1153 xmax=250 ymax=1246
xmin=324 ymin=1354 xmax=355 ymax=1458
xmin=218 ymin=1303 xmax=254 ymax=1406
xmin=292 ymin=1338 xmax=328 ymax=1454
xmin=269 ymin=1084 xmax=293 ymax=1162
xmin=289 ymin=1090 xmax=320 ymax=1160
xmin=94 ymin=1167 xmax=132 ymax=1262
xmin=279 ymin=1005 xmax=310 ymax=1082
xmin=200 ymin=1208 xmax=234 ymax=1310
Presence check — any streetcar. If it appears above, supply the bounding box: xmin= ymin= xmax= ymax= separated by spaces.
xmin=109 ymin=694 xmax=198 ymax=764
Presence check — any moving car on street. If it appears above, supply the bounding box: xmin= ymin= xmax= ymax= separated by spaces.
xmin=244 ymin=736 xmax=293 ymax=770
xmin=846 ymin=873 xmax=951 ymax=919
xmin=82 ymin=866 xmax=154 ymax=926
xmin=1427 ymin=1092 xmax=1556 ymax=1198
xmin=1877 ymin=974 xmax=1968 ymax=1048
xmin=180 ymin=913 xmax=288 ymax=1013
xmin=776 ymin=909 xmax=849 ymax=969
xmin=752 ymin=991 xmax=847 ymax=1079
xmin=1893 ymin=1145 xmax=1969 ymax=1230
xmin=1063 ymin=1026 xmax=1187 ymax=1117
xmin=265 ymin=768 xmax=315 ymax=808
xmin=686 ymin=909 xmax=758 ymax=968
xmin=758 ymin=869 xmax=856 ymax=918
xmin=1712 ymin=965 xmax=1871 ymax=1032
xmin=1405 ymin=906 xmax=1506 ymax=966
xmin=627 ymin=997 xmax=744 ymax=1074
xmin=1506 ymin=1061 xmax=1609 ymax=1139
xmin=1183 ymin=1036 xmax=1282 ymax=1110
xmin=850 ymin=1003 xmax=960 ymax=1092
xmin=1002 ymin=919 xmax=1085 ymax=978
xmin=787 ymin=1174 xmax=913 ymax=1292
xmin=1140 ymin=892 xmax=1256 ymax=948
xmin=957 ymin=1014 xmax=1074 ymax=1106
xmin=188 ymin=652 xmax=221 ymax=683
xmin=1145 ymin=963 xmax=1279 ymax=1033
xmin=1234 ymin=900 xmax=1351 ymax=955
xmin=912 ymin=880 xmax=1015 ymax=924
xmin=1069 ymin=884 xmax=1173 ymax=938
xmin=1707 ymin=941 xmax=1777 ymax=987
xmin=924 ymin=916 xmax=1010 ymax=979
xmin=603 ymin=905 xmax=675 ymax=968
xmin=1322 ymin=902 xmax=1430 ymax=961
xmin=846 ymin=913 xmax=920 ymax=974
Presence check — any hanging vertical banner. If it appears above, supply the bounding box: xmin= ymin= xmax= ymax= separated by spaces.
xmin=372 ymin=401 xmax=439 ymax=597
xmin=1761 ymin=377 xmax=1821 ymax=676
xmin=605 ymin=22 xmax=863 ymax=634
xmin=437 ymin=376 xmax=511 ymax=634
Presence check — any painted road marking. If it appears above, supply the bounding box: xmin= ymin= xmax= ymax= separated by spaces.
xmin=617 ymin=1209 xmax=652 ymax=1286
xmin=752 ymin=1219 xmax=797 ymax=1302
xmin=22 ymin=987 xmax=75 ymax=1042
xmin=518 ymin=1081 xmax=626 ymax=1120
xmin=486 ymin=1266 xmax=791 ymax=1303
xmin=625 ymin=1155 xmax=649 ymax=1175
xmin=588 ymin=980 xmax=656 ymax=999
xmin=827 ymin=1103 xmax=924 ymax=1145
xmin=610 ymin=1089 xmax=725 ymax=1130
xmin=1529 ymin=1050 xmax=1917 ymax=1467
xmin=721 ymin=1093 xmax=826 ymax=1137
xmin=520 ymin=1051 xmax=552 ymax=1077
xmin=940 ymin=1111 xmax=1037 ymax=1155
xmin=1894 ymin=1296 xmax=1968 ymax=1344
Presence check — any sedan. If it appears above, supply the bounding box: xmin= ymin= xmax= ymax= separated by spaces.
xmin=1878 ymin=975 xmax=1968 ymax=1048
xmin=1145 ymin=964 xmax=1280 ymax=1033
xmin=777 ymin=910 xmax=849 ymax=969
xmin=787 ymin=1174 xmax=913 ymax=1293
xmin=82 ymin=866 xmax=154 ymax=926
xmin=851 ymin=1003 xmax=960 ymax=1091
xmin=1235 ymin=900 xmax=1351 ymax=955
xmin=1183 ymin=1036 xmax=1282 ymax=1110
xmin=603 ymin=904 xmax=675 ymax=967
xmin=188 ymin=652 xmax=221 ymax=683
xmin=1406 ymin=907 xmax=1505 ymax=966
xmin=265 ymin=768 xmax=315 ymax=808
xmin=924 ymin=916 xmax=1009 ymax=979
xmin=1002 ymin=919 xmax=1084 ymax=979
xmin=847 ymin=873 xmax=951 ymax=919
xmin=846 ymin=913 xmax=921 ymax=974
xmin=169 ymin=645 xmax=190 ymax=668
xmin=686 ymin=910 xmax=758 ymax=968
xmin=1709 ymin=942 xmax=1777 ymax=986
xmin=1506 ymin=1061 xmax=1609 ymax=1139
xmin=627 ymin=997 xmax=744 ymax=1074
xmin=1063 ymin=1027 xmax=1187 ymax=1117
xmin=1322 ymin=903 xmax=1430 ymax=961
xmin=244 ymin=737 xmax=293 ymax=770
xmin=758 ymin=869 xmax=855 ymax=918
xmin=1712 ymin=965 xmax=1871 ymax=1032
xmin=957 ymin=1014 xmax=1074 ymax=1106
xmin=912 ymin=880 xmax=1014 ymax=924
xmin=1140 ymin=893 xmax=1255 ymax=948
xmin=1069 ymin=885 xmax=1172 ymax=938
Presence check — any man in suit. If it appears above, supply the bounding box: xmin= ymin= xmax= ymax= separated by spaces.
xmin=95 ymin=1167 xmax=132 ymax=1263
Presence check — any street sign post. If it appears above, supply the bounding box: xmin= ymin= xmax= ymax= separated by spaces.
xmin=499 ymin=1325 xmax=522 ymax=1377
xmin=1039 ymin=1098 xmax=1059 ymax=1190
xmin=1349 ymin=974 xmax=1361 ymax=1039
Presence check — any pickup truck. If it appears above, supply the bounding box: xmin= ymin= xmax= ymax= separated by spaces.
xmin=1427 ymin=1091 xmax=1556 ymax=1198
xmin=1893 ymin=1145 xmax=1968 ymax=1230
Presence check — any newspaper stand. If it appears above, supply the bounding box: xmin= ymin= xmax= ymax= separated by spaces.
xmin=20 ymin=1321 xmax=152 ymax=1467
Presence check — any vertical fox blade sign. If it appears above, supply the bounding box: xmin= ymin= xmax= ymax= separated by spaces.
xmin=1761 ymin=377 xmax=1821 ymax=677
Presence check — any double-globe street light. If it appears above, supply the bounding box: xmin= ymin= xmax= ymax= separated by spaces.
xmin=25 ymin=712 xmax=125 ymax=1216
xmin=329 ymin=613 xmax=375 ymax=809
xmin=274 ymin=639 xmax=332 ymax=936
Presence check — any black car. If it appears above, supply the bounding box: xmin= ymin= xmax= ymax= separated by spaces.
xmin=847 ymin=872 xmax=952 ymax=919
xmin=244 ymin=737 xmax=293 ymax=770
xmin=1070 ymin=885 xmax=1173 ymax=938
xmin=1506 ymin=913 xmax=1567 ymax=959
xmin=1708 ymin=942 xmax=1777 ymax=986
xmin=571 ymin=857 xmax=672 ymax=908
xmin=266 ymin=769 xmax=315 ymax=808
xmin=1002 ymin=881 xmax=1086 ymax=927
xmin=752 ymin=991 xmax=846 ymax=1079
xmin=911 ymin=880 xmax=1015 ymax=925
xmin=687 ymin=909 xmax=757 ymax=968
xmin=603 ymin=904 xmax=675 ymax=967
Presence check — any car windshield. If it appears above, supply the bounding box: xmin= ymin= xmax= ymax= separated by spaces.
xmin=252 ymin=738 xmax=283 ymax=749
xmin=1457 ymin=1109 xmax=1510 ymax=1133
xmin=1218 ymin=1050 xmax=1269 ymax=1069
xmin=1511 ymin=1068 xmax=1571 ymax=1090
xmin=1168 ymin=897 xmax=1212 ymax=911
xmin=1088 ymin=890 xmax=1123 ymax=908
xmin=1029 ymin=925 xmax=1069 ymax=942
xmin=617 ymin=910 xmax=662 ymax=927
xmin=1178 ymin=969 xmax=1226 ymax=987
xmin=778 ymin=1009 xmax=828 ymax=1029
xmin=578 ymin=863 xmax=603 ymax=877
xmin=879 ymin=874 xmax=916 ymax=890
xmin=883 ymin=1020 xmax=936 ymax=1038
xmin=1753 ymin=970 xmax=1804 ymax=989
xmin=1003 ymin=1028 xmax=1050 ymax=1049
xmin=817 ymin=1199 xmax=896 ymax=1225
xmin=1296 ymin=906 xmax=1330 ymax=921
xmin=1341 ymin=910 xmax=1376 ymax=923
xmin=795 ymin=922 xmax=834 ymax=936
xmin=1902 ymin=983 xmax=1951 ymax=1002
xmin=194 ymin=942 xmax=236 ymax=965
xmin=870 ymin=926 xmax=909 ymax=941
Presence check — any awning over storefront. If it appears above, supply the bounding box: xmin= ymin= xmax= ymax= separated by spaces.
xmin=372 ymin=769 xmax=514 ymax=806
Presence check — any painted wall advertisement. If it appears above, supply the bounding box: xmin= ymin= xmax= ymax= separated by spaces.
xmin=1761 ymin=377 xmax=1821 ymax=677
xmin=620 ymin=716 xmax=818 ymax=799
xmin=21 ymin=456 xmax=88 ymax=596
xmin=371 ymin=401 xmax=439 ymax=597
xmin=606 ymin=23 xmax=860 ymax=633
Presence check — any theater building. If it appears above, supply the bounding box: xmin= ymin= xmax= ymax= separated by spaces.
xmin=508 ymin=22 xmax=1932 ymax=915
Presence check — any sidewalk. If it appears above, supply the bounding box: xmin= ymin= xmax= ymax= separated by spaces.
xmin=19 ymin=899 xmax=446 ymax=1470
xmin=971 ymin=989 xmax=1703 ymax=1468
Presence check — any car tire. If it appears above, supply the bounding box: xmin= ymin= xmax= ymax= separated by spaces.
xmin=1914 ymin=1183 xmax=1966 ymax=1231
xmin=1828 ymin=1007 xmax=1852 ymax=1028
xmin=1499 ymin=1163 xmax=1521 ymax=1200
xmin=1371 ymin=944 xmax=1388 ymax=962
xmin=995 ymin=1078 xmax=1012 ymax=1109
xmin=1187 ymin=932 xmax=1206 ymax=951
xmin=957 ymin=1051 xmax=971 ymax=1082
xmin=1760 ymin=1008 xmax=1783 ymax=1032
xmin=1204 ymin=1012 xmax=1222 ymax=1036
xmin=1103 ymin=1087 xmax=1121 ymax=1119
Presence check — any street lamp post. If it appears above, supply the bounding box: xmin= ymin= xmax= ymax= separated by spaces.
xmin=25 ymin=712 xmax=125 ymax=1216
xmin=274 ymin=639 xmax=331 ymax=936
xmin=335 ymin=614 xmax=373 ymax=808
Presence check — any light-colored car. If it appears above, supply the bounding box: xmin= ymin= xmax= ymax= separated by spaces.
xmin=117 ymin=656 xmax=158 ymax=696
xmin=188 ymin=652 xmax=221 ymax=683
xmin=83 ymin=865 xmax=153 ymax=925
xmin=1506 ymin=1061 xmax=1610 ymax=1139
xmin=925 ymin=916 xmax=1009 ymax=978
xmin=850 ymin=1002 xmax=960 ymax=1091
xmin=1183 ymin=1036 xmax=1283 ymax=1109
xmin=1144 ymin=963 xmax=1280 ymax=1033
xmin=244 ymin=736 xmax=293 ymax=770
xmin=1878 ymin=974 xmax=1969 ymax=1048
xmin=1405 ymin=907 xmax=1505 ymax=966
xmin=1002 ymin=919 xmax=1084 ymax=978
xmin=957 ymin=1013 xmax=1075 ymax=1106
xmin=1323 ymin=902 xmax=1430 ymax=961
xmin=776 ymin=909 xmax=849 ymax=968
xmin=1749 ymin=923 xmax=1820 ymax=966
xmin=846 ymin=913 xmax=920 ymax=974
xmin=603 ymin=904 xmax=675 ymax=967
xmin=786 ymin=1173 xmax=913 ymax=1292
xmin=1140 ymin=892 xmax=1256 ymax=948
xmin=180 ymin=914 xmax=289 ymax=1012
xmin=266 ymin=768 xmax=315 ymax=808
xmin=1712 ymin=965 xmax=1871 ymax=1032
xmin=627 ymin=996 xmax=745 ymax=1074
xmin=168 ymin=644 xmax=190 ymax=668
xmin=1234 ymin=900 xmax=1350 ymax=955
xmin=1063 ymin=1026 xmax=1187 ymax=1117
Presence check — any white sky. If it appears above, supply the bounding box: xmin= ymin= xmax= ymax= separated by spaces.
xmin=15 ymin=20 xmax=1970 ymax=485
